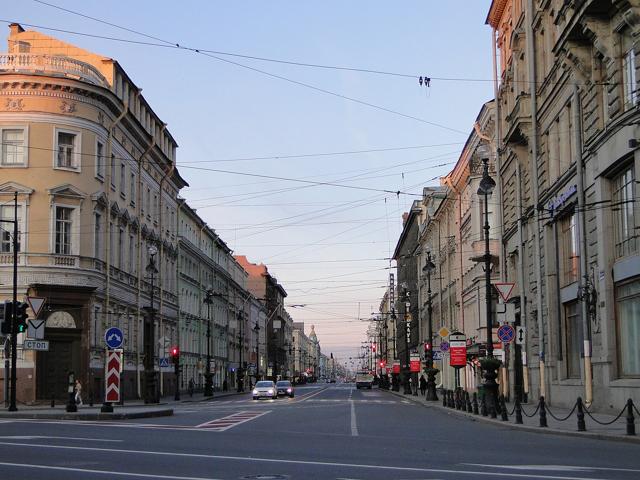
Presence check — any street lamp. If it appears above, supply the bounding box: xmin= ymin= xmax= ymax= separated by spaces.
xmin=253 ymin=321 xmax=260 ymax=381
xmin=236 ymin=311 xmax=244 ymax=393
xmin=390 ymin=311 xmax=399 ymax=391
xmin=144 ymin=245 xmax=159 ymax=404
xmin=422 ymin=250 xmax=438 ymax=401
xmin=477 ymin=156 xmax=499 ymax=416
xmin=203 ymin=288 xmax=214 ymax=397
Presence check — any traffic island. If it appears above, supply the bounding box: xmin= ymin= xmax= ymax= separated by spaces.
xmin=0 ymin=406 xmax=174 ymax=420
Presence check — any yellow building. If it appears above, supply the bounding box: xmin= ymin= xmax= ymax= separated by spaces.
xmin=0 ymin=24 xmax=187 ymax=403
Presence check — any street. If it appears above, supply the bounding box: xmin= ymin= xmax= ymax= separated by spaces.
xmin=0 ymin=384 xmax=637 ymax=480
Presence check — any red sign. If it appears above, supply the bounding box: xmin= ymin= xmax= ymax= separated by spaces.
xmin=392 ymin=360 xmax=400 ymax=374
xmin=449 ymin=332 xmax=467 ymax=368
xmin=410 ymin=353 xmax=421 ymax=372
xmin=105 ymin=350 xmax=122 ymax=403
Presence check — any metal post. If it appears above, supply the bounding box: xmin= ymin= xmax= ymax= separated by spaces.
xmin=144 ymin=247 xmax=158 ymax=404
xmin=424 ymin=251 xmax=437 ymax=401
xmin=626 ymin=399 xmax=636 ymax=436
xmin=9 ymin=192 xmax=18 ymax=411
xmin=204 ymin=289 xmax=213 ymax=397
xmin=237 ymin=311 xmax=243 ymax=392
xmin=539 ymin=396 xmax=548 ymax=428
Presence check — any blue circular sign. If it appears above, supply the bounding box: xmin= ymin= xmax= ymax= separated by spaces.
xmin=497 ymin=324 xmax=515 ymax=343
xmin=440 ymin=341 xmax=450 ymax=352
xmin=105 ymin=327 xmax=124 ymax=349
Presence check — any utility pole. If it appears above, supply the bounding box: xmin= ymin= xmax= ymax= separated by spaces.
xmin=9 ymin=193 xmax=18 ymax=411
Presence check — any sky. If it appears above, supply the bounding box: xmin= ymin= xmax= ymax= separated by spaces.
xmin=5 ymin=0 xmax=495 ymax=365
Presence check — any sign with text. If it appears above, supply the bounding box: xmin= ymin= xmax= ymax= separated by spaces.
xmin=410 ymin=353 xmax=421 ymax=372
xmin=23 ymin=339 xmax=49 ymax=351
xmin=449 ymin=332 xmax=467 ymax=368
xmin=392 ymin=360 xmax=400 ymax=374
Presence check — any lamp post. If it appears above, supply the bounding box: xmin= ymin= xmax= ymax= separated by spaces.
xmin=253 ymin=321 xmax=260 ymax=381
xmin=237 ymin=311 xmax=244 ymax=393
xmin=391 ymin=311 xmax=399 ymax=391
xmin=477 ymin=156 xmax=499 ymax=416
xmin=203 ymin=289 xmax=214 ymax=397
xmin=144 ymin=245 xmax=159 ymax=404
xmin=423 ymin=250 xmax=438 ymax=401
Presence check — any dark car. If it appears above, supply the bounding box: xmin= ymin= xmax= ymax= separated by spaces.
xmin=276 ymin=380 xmax=294 ymax=398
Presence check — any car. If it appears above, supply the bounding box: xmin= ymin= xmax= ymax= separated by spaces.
xmin=252 ymin=380 xmax=277 ymax=400
xmin=275 ymin=380 xmax=295 ymax=398
xmin=355 ymin=372 xmax=374 ymax=389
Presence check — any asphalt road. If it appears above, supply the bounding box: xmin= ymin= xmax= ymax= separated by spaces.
xmin=0 ymin=384 xmax=638 ymax=479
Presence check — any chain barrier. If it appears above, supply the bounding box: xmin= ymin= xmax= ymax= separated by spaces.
xmin=583 ymin=404 xmax=627 ymax=426
xmin=520 ymin=401 xmax=540 ymax=418
xmin=508 ymin=401 xmax=517 ymax=416
xmin=546 ymin=400 xmax=578 ymax=422
xmin=633 ymin=401 xmax=640 ymax=418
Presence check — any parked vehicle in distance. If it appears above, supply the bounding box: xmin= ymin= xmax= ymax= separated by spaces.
xmin=276 ymin=380 xmax=295 ymax=398
xmin=355 ymin=372 xmax=374 ymax=389
xmin=253 ymin=380 xmax=277 ymax=400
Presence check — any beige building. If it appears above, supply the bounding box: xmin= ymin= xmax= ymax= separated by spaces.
xmin=0 ymin=24 xmax=186 ymax=403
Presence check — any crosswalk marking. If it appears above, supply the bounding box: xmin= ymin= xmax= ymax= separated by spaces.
xmin=195 ymin=410 xmax=270 ymax=431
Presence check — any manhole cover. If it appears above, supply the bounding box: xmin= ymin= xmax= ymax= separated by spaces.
xmin=241 ymin=476 xmax=288 ymax=480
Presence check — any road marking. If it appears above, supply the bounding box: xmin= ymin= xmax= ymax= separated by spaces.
xmin=350 ymin=400 xmax=358 ymax=437
xmin=0 ymin=461 xmax=223 ymax=479
xmin=0 ymin=435 xmax=122 ymax=442
xmin=294 ymin=386 xmax=329 ymax=402
xmin=464 ymin=463 xmax=640 ymax=474
xmin=195 ymin=410 xmax=270 ymax=431
xmin=0 ymin=441 xmax=614 ymax=479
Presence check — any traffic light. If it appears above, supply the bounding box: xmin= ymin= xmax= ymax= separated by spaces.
xmin=15 ymin=302 xmax=29 ymax=333
xmin=0 ymin=301 xmax=12 ymax=335
xmin=371 ymin=343 xmax=376 ymax=353
xmin=424 ymin=342 xmax=432 ymax=352
xmin=170 ymin=346 xmax=179 ymax=362
xmin=379 ymin=360 xmax=386 ymax=369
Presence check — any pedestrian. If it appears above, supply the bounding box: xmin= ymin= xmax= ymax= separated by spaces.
xmin=408 ymin=377 xmax=413 ymax=394
xmin=188 ymin=378 xmax=194 ymax=397
xmin=419 ymin=375 xmax=427 ymax=396
xmin=223 ymin=379 xmax=228 ymax=392
xmin=74 ymin=379 xmax=83 ymax=406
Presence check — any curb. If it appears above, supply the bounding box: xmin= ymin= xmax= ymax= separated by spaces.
xmin=385 ymin=389 xmax=640 ymax=445
xmin=0 ymin=408 xmax=174 ymax=421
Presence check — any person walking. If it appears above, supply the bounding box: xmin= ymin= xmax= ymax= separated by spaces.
xmin=419 ymin=375 xmax=427 ymax=396
xmin=74 ymin=379 xmax=83 ymax=406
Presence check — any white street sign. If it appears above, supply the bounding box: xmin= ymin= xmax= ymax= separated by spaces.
xmin=27 ymin=319 xmax=46 ymax=340
xmin=26 ymin=296 xmax=46 ymax=318
xmin=496 ymin=304 xmax=516 ymax=324
xmin=515 ymin=326 xmax=526 ymax=345
xmin=494 ymin=283 xmax=516 ymax=302
xmin=23 ymin=339 xmax=49 ymax=351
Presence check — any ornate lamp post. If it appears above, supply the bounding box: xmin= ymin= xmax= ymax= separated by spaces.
xmin=143 ymin=245 xmax=159 ymax=404
xmin=477 ymin=156 xmax=499 ymax=417
xmin=236 ymin=311 xmax=244 ymax=393
xmin=253 ymin=321 xmax=260 ymax=381
xmin=203 ymin=288 xmax=214 ymax=397
xmin=422 ymin=250 xmax=438 ymax=401
xmin=391 ymin=311 xmax=399 ymax=391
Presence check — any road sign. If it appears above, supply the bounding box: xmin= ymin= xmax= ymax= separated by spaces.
xmin=449 ymin=332 xmax=467 ymax=368
xmin=497 ymin=324 xmax=515 ymax=344
xmin=23 ymin=339 xmax=49 ymax=351
xmin=159 ymin=357 xmax=170 ymax=368
xmin=410 ymin=353 xmax=421 ymax=372
xmin=440 ymin=341 xmax=450 ymax=352
xmin=496 ymin=303 xmax=516 ymax=324
xmin=105 ymin=350 xmax=122 ymax=403
xmin=438 ymin=326 xmax=450 ymax=338
xmin=104 ymin=327 xmax=124 ymax=349
xmin=392 ymin=360 xmax=400 ymax=374
xmin=432 ymin=349 xmax=444 ymax=361
xmin=494 ymin=282 xmax=516 ymax=302
xmin=27 ymin=319 xmax=45 ymax=340
xmin=515 ymin=326 xmax=526 ymax=345
xmin=26 ymin=296 xmax=46 ymax=318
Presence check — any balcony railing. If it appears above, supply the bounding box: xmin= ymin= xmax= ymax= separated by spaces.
xmin=0 ymin=53 xmax=109 ymax=87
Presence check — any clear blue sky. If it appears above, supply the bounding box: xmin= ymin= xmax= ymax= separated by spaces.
xmin=7 ymin=0 xmax=495 ymax=363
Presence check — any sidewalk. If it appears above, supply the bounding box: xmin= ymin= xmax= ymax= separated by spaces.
xmin=385 ymin=388 xmax=640 ymax=444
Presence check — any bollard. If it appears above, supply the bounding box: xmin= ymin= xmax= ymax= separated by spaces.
xmin=495 ymin=395 xmax=502 ymax=416
xmin=626 ymin=399 xmax=636 ymax=436
xmin=500 ymin=395 xmax=509 ymax=421
xmin=449 ymin=390 xmax=455 ymax=408
xmin=466 ymin=391 xmax=472 ymax=412
xmin=443 ymin=389 xmax=448 ymax=407
xmin=539 ymin=396 xmax=548 ymax=428
xmin=50 ymin=393 xmax=55 ymax=408
xmin=455 ymin=390 xmax=461 ymax=410
xmin=515 ymin=397 xmax=523 ymax=424
xmin=65 ymin=371 xmax=77 ymax=413
xmin=472 ymin=392 xmax=479 ymax=415
xmin=481 ymin=393 xmax=488 ymax=417
xmin=576 ymin=397 xmax=586 ymax=432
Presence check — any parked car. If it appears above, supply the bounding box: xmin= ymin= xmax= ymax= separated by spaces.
xmin=275 ymin=380 xmax=295 ymax=398
xmin=252 ymin=380 xmax=277 ymax=400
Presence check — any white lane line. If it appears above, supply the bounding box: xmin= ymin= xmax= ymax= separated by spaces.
xmin=195 ymin=410 xmax=270 ymax=431
xmin=350 ymin=400 xmax=358 ymax=437
xmin=0 ymin=435 xmax=122 ymax=442
xmin=295 ymin=387 xmax=329 ymax=403
xmin=0 ymin=461 xmax=222 ymax=480
xmin=464 ymin=463 xmax=640 ymax=474
xmin=0 ymin=442 xmax=612 ymax=479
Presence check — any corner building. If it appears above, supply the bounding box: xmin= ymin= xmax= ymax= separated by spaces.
xmin=0 ymin=24 xmax=186 ymax=402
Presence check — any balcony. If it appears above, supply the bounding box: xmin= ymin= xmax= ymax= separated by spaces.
xmin=504 ymin=92 xmax=531 ymax=145
xmin=0 ymin=54 xmax=109 ymax=87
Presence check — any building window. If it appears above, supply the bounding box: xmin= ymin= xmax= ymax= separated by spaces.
xmin=120 ymin=162 xmax=126 ymax=197
xmin=1 ymin=128 xmax=26 ymax=166
xmin=96 ymin=140 xmax=105 ymax=179
xmin=560 ymin=213 xmax=579 ymax=285
xmin=623 ymin=48 xmax=638 ymax=109
xmin=55 ymin=206 xmax=73 ymax=255
xmin=0 ymin=205 xmax=21 ymax=253
xmin=94 ymin=213 xmax=102 ymax=259
xmin=118 ymin=226 xmax=125 ymax=270
xmin=130 ymin=173 xmax=136 ymax=206
xmin=110 ymin=154 xmax=116 ymax=190
xmin=129 ymin=233 xmax=136 ymax=275
xmin=616 ymin=279 xmax=640 ymax=377
xmin=55 ymin=130 xmax=80 ymax=170
xmin=613 ymin=165 xmax=637 ymax=258
xmin=563 ymin=301 xmax=582 ymax=379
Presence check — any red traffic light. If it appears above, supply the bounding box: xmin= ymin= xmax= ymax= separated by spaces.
xmin=379 ymin=360 xmax=386 ymax=368
xmin=371 ymin=343 xmax=376 ymax=352
xmin=424 ymin=342 xmax=431 ymax=351
xmin=170 ymin=346 xmax=179 ymax=357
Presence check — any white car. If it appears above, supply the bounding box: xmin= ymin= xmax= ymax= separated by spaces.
xmin=252 ymin=380 xmax=277 ymax=400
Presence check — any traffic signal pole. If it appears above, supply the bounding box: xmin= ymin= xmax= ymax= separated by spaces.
xmin=9 ymin=192 xmax=18 ymax=411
